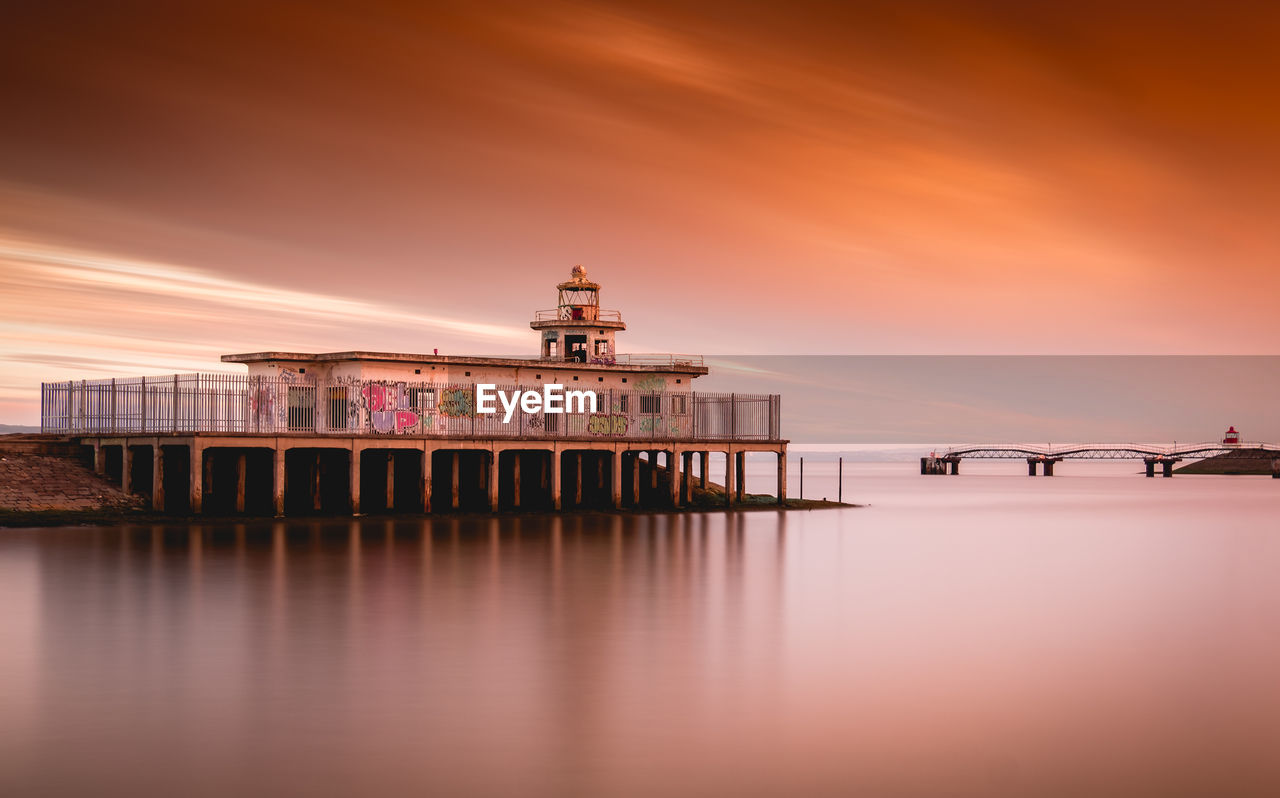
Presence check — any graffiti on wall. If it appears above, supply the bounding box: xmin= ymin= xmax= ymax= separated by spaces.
xmin=588 ymin=414 xmax=628 ymax=436
xmin=438 ymin=387 xmax=475 ymax=418
xmin=633 ymin=375 xmax=666 ymax=392
xmin=361 ymin=383 xmax=420 ymax=433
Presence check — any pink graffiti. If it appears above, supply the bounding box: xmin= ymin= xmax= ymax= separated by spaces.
xmin=362 ymin=384 xmax=420 ymax=433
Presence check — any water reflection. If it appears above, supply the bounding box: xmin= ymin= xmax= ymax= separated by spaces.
xmin=2 ymin=480 xmax=1280 ymax=796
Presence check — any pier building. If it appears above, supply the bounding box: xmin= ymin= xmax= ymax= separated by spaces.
xmin=41 ymin=267 xmax=786 ymax=516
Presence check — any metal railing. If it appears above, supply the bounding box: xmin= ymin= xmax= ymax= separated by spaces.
xmin=532 ymin=308 xmax=623 ymax=322
xmin=41 ymin=374 xmax=780 ymax=441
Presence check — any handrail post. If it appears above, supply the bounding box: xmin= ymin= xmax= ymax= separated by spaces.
xmin=110 ymin=378 xmax=117 ymax=434
xmin=730 ymin=393 xmax=736 ymax=441
xmin=141 ymin=376 xmax=147 ymax=433
xmin=171 ymin=374 xmax=178 ymax=432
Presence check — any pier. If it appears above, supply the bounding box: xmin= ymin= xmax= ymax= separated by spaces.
xmin=922 ymin=442 xmax=1280 ymax=477
xmin=41 ymin=377 xmax=785 ymax=514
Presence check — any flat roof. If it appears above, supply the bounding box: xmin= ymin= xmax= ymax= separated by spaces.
xmin=220 ymin=351 xmax=708 ymax=375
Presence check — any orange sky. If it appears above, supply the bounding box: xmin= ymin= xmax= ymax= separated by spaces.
xmin=2 ymin=0 xmax=1280 ymax=422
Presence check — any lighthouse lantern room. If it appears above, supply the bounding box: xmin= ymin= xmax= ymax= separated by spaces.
xmin=1222 ymin=426 xmax=1241 ymax=445
xmin=531 ymin=265 xmax=626 ymax=363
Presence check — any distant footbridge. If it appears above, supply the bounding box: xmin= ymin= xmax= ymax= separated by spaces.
xmin=921 ymin=442 xmax=1280 ymax=477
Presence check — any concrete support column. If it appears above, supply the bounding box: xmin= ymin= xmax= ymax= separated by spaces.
xmin=670 ymin=450 xmax=680 ymax=507
xmin=488 ymin=451 xmax=499 ymax=510
xmin=94 ymin=442 xmax=106 ymax=475
xmin=1027 ymin=458 xmax=1039 ymax=477
xmin=1144 ymin=459 xmax=1156 ymax=478
xmin=386 ymin=451 xmax=396 ymax=511
xmin=681 ymin=451 xmax=692 ymax=504
xmin=311 ymin=453 xmax=322 ymax=512
xmin=1042 ymin=459 xmax=1054 ymax=478
xmin=725 ymin=447 xmax=736 ymax=506
xmin=122 ymin=445 xmax=133 ymax=493
xmin=551 ymin=449 xmax=562 ymax=510
xmin=1162 ymin=460 xmax=1175 ymax=478
xmin=735 ymin=451 xmax=746 ymax=501
xmin=948 ymin=459 xmax=960 ymax=475
xmin=776 ymin=450 xmax=787 ymax=504
xmin=631 ymin=452 xmax=640 ymax=507
xmin=450 ymin=452 xmax=460 ymax=509
xmin=512 ymin=453 xmax=522 ymax=509
xmin=350 ymin=447 xmax=362 ymax=515
xmin=574 ymin=452 xmax=583 ymax=506
xmin=610 ymin=450 xmax=622 ymax=508
xmin=235 ymin=451 xmax=247 ymax=513
xmin=273 ymin=446 xmax=285 ymax=516
xmin=421 ymin=448 xmax=433 ymax=513
xmin=189 ymin=442 xmax=203 ymax=513
xmin=649 ymin=450 xmax=659 ymax=490
xmin=699 ymin=451 xmax=708 ymax=489
xmin=152 ymin=446 xmax=165 ymax=512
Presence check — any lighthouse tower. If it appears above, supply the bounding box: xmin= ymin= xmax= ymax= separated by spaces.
xmin=531 ymin=265 xmax=626 ymax=363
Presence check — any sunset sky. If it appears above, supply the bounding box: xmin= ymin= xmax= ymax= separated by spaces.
xmin=3 ymin=0 xmax=1279 ymax=424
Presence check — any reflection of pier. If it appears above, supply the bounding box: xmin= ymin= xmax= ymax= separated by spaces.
xmin=921 ymin=442 xmax=1280 ymax=478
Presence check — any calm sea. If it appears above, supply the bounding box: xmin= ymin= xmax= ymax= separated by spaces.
xmin=2 ymin=460 xmax=1279 ymax=797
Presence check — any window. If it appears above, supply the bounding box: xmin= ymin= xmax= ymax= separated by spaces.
xmin=595 ymin=340 xmax=609 ymax=356
xmin=410 ymin=387 xmax=436 ymax=413
xmin=328 ymin=387 xmax=350 ymax=430
xmin=619 ymin=395 xmax=629 ymax=412
xmin=573 ymin=375 xmax=579 ymax=381
xmin=464 ymin=371 xmax=471 ymax=377
xmin=414 ymin=368 xmax=421 ymax=374
xmin=597 ymin=376 xmax=603 ymax=382
xmin=640 ymin=394 xmax=661 ymax=414
xmin=671 ymin=394 xmax=688 ymax=415
xmin=622 ymin=378 xmax=627 ymax=383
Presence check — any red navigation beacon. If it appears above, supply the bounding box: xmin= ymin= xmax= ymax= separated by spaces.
xmin=1222 ymin=425 xmax=1241 ymax=445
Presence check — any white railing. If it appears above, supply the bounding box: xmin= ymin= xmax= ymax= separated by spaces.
xmin=41 ymin=374 xmax=779 ymax=441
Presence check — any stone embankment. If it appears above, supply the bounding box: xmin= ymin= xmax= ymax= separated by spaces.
xmin=0 ymin=435 xmax=144 ymax=514
xmin=1175 ymin=449 xmax=1280 ymax=476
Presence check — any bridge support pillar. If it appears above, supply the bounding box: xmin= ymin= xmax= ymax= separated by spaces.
xmin=1027 ymin=458 xmax=1038 ymax=477
xmin=1043 ymin=458 xmax=1061 ymax=477
xmin=948 ymin=459 xmax=959 ymax=475
xmin=1144 ymin=458 xmax=1156 ymax=478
